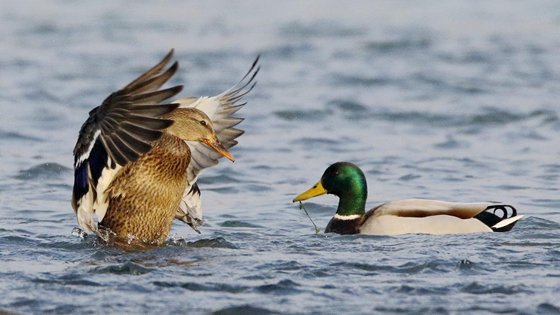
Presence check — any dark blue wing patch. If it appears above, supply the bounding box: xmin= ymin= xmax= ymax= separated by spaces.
xmin=72 ymin=138 xmax=109 ymax=205
xmin=73 ymin=162 xmax=89 ymax=204
xmin=89 ymin=139 xmax=108 ymax=187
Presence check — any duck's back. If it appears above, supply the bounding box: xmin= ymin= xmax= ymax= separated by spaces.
xmin=359 ymin=199 xmax=521 ymax=235
xmin=100 ymin=134 xmax=190 ymax=243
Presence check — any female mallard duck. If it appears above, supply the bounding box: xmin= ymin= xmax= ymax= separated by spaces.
xmin=72 ymin=50 xmax=259 ymax=244
xmin=293 ymin=162 xmax=523 ymax=235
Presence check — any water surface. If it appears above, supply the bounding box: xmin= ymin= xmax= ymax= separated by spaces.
xmin=1 ymin=1 xmax=559 ymax=314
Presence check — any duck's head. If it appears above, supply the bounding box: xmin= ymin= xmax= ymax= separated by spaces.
xmin=293 ymin=162 xmax=367 ymax=201
xmin=293 ymin=162 xmax=368 ymax=215
xmin=165 ymin=108 xmax=234 ymax=161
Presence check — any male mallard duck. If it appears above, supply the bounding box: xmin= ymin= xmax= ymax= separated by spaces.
xmin=293 ymin=162 xmax=523 ymax=235
xmin=72 ymin=50 xmax=259 ymax=244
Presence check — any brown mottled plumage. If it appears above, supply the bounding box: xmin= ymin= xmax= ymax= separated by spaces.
xmin=72 ymin=50 xmax=257 ymax=246
xmin=100 ymin=135 xmax=190 ymax=243
xmin=99 ymin=108 xmax=232 ymax=244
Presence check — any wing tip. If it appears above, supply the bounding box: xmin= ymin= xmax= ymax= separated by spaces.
xmin=222 ymin=55 xmax=260 ymax=100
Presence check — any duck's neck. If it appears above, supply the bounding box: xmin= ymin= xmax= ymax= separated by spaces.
xmin=327 ymin=194 xmax=366 ymax=235
xmin=336 ymin=187 xmax=367 ymax=216
xmin=325 ymin=214 xmax=362 ymax=234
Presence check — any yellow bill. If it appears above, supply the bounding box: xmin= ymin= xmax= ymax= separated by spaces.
xmin=293 ymin=181 xmax=327 ymax=202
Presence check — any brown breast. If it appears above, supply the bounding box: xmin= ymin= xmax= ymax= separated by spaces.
xmin=100 ymin=134 xmax=190 ymax=244
xmin=325 ymin=217 xmax=362 ymax=235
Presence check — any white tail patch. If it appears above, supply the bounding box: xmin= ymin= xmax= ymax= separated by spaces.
xmin=176 ymin=183 xmax=203 ymax=231
xmin=492 ymin=215 xmax=524 ymax=229
xmin=76 ymin=189 xmax=97 ymax=234
xmin=93 ymin=163 xmax=122 ymax=224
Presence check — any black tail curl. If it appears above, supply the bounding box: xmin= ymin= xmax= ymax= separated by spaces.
xmin=475 ymin=205 xmax=519 ymax=232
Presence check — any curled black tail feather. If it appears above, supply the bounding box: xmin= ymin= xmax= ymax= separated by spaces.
xmin=475 ymin=205 xmax=519 ymax=232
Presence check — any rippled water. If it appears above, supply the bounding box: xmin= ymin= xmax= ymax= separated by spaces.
xmin=1 ymin=1 xmax=560 ymax=314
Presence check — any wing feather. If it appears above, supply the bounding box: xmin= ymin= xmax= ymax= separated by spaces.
xmin=72 ymin=50 xmax=183 ymax=233
xmin=370 ymin=199 xmax=493 ymax=219
xmin=129 ymin=86 xmax=184 ymax=104
xmin=173 ymin=55 xmax=260 ymax=231
xmin=125 ymin=62 xmax=179 ymax=95
xmin=123 ymin=49 xmax=174 ymax=90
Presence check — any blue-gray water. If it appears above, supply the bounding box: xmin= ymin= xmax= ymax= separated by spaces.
xmin=1 ymin=1 xmax=560 ymax=314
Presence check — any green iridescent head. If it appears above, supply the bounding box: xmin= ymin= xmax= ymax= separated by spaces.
xmin=293 ymin=162 xmax=368 ymax=216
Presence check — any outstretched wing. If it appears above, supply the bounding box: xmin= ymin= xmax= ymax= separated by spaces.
xmin=72 ymin=49 xmax=182 ymax=233
xmin=173 ymin=56 xmax=260 ymax=231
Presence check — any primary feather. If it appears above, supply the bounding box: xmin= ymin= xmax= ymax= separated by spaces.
xmin=72 ymin=49 xmax=182 ymax=234
xmin=173 ymin=56 xmax=260 ymax=231
xmin=71 ymin=50 xmax=259 ymax=239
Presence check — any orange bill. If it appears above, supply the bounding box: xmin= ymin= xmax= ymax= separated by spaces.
xmin=202 ymin=138 xmax=235 ymax=162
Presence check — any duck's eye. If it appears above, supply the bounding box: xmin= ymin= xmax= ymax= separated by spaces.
xmin=334 ymin=171 xmax=340 ymax=176
xmin=200 ymin=120 xmax=207 ymax=126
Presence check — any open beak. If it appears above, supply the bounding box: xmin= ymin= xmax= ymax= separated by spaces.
xmin=202 ymin=138 xmax=235 ymax=162
xmin=293 ymin=181 xmax=327 ymax=202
